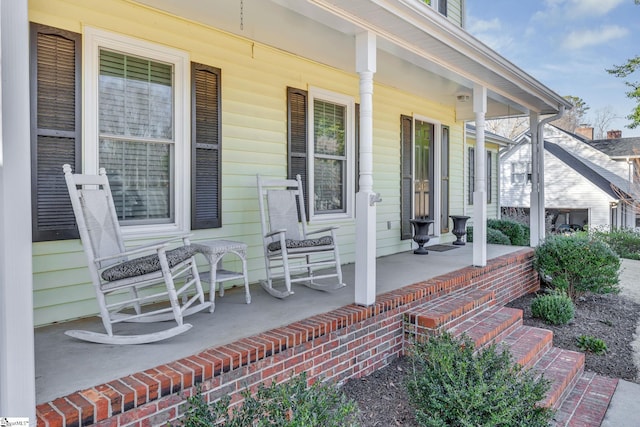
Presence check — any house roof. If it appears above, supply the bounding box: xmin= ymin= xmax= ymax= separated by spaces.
xmin=134 ymin=0 xmax=572 ymax=120
xmin=544 ymin=141 xmax=632 ymax=199
xmin=584 ymin=137 xmax=640 ymax=160
xmin=504 ymin=125 xmax=639 ymax=201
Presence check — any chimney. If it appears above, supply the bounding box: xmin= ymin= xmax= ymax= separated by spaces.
xmin=575 ymin=125 xmax=593 ymax=140
xmin=607 ymin=130 xmax=622 ymax=139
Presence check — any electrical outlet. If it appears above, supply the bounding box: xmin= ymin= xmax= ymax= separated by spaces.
xmin=387 ymin=221 xmax=392 ymax=230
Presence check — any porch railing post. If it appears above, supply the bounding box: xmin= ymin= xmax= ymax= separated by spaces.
xmin=0 ymin=0 xmax=36 ymax=421
xmin=472 ymin=84 xmax=487 ymax=267
xmin=355 ymin=31 xmax=377 ymax=306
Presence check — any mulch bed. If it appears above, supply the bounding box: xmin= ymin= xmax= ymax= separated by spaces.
xmin=341 ymin=291 xmax=640 ymax=427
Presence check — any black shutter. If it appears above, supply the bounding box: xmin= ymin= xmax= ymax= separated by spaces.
xmin=287 ymin=87 xmax=309 ymax=216
xmin=400 ymin=115 xmax=413 ymax=240
xmin=355 ymin=103 xmax=360 ymax=194
xmin=191 ymin=62 xmax=222 ymax=229
xmin=487 ymin=151 xmax=492 ymax=203
xmin=468 ymin=147 xmax=475 ymax=205
xmin=31 ymin=24 xmax=82 ymax=242
xmin=439 ymin=0 xmax=448 ymax=16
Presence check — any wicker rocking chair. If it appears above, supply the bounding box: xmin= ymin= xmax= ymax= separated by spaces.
xmin=62 ymin=164 xmax=212 ymax=344
xmin=256 ymin=174 xmax=345 ymax=298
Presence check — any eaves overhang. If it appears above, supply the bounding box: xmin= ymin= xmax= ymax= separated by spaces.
xmin=308 ymin=0 xmax=571 ymax=117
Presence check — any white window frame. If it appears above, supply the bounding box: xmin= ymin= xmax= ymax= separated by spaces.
xmin=83 ymin=27 xmax=190 ymax=237
xmin=307 ymin=87 xmax=355 ymax=222
xmin=511 ymin=161 xmax=530 ymax=185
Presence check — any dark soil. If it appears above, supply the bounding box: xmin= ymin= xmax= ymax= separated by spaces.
xmin=341 ymin=292 xmax=640 ymax=427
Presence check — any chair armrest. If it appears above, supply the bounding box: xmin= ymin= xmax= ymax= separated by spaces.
xmin=95 ymin=243 xmax=168 ymax=263
xmin=95 ymin=234 xmax=194 ymax=263
xmin=307 ymin=226 xmax=338 ymax=236
xmin=133 ymin=234 xmax=195 ymax=252
xmin=265 ymin=229 xmax=287 ymax=238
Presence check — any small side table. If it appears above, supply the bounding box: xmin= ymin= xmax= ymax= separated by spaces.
xmin=192 ymin=240 xmax=251 ymax=311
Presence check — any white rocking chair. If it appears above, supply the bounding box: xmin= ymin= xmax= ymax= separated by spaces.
xmin=256 ymin=174 xmax=345 ymax=298
xmin=63 ymin=164 xmax=212 ymax=344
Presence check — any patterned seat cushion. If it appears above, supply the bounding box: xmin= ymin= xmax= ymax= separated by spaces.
xmin=267 ymin=236 xmax=333 ymax=252
xmin=101 ymin=246 xmax=197 ymax=282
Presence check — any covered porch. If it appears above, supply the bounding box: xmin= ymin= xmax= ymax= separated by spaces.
xmin=35 ymin=244 xmax=538 ymax=426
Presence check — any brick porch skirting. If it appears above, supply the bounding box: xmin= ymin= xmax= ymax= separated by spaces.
xmin=36 ymin=248 xmax=538 ymax=427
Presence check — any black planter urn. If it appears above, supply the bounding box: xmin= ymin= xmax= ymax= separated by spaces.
xmin=450 ymin=215 xmax=470 ymax=245
xmin=409 ymin=218 xmax=434 ymax=255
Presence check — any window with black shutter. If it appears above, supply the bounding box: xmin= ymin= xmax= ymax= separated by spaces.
xmin=30 ymin=23 xmax=82 ymax=242
xmin=287 ymin=87 xmax=359 ymax=220
xmin=191 ymin=63 xmax=222 ymax=229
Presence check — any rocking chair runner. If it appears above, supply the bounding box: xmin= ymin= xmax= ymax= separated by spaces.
xmin=256 ymin=174 xmax=345 ymax=298
xmin=63 ymin=164 xmax=212 ymax=344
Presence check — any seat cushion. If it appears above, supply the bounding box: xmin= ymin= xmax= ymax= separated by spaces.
xmin=101 ymin=246 xmax=197 ymax=282
xmin=267 ymin=236 xmax=333 ymax=252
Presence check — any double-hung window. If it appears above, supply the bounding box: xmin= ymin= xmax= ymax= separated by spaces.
xmin=511 ymin=161 xmax=530 ymax=185
xmin=308 ymin=88 xmax=355 ymax=220
xmin=84 ymin=27 xmax=190 ymax=235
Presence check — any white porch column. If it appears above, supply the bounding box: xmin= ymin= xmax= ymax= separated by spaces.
xmin=0 ymin=0 xmax=36 ymax=422
xmin=472 ymin=84 xmax=487 ymax=267
xmin=355 ymin=32 xmax=377 ymax=306
xmin=529 ymin=112 xmax=541 ymax=246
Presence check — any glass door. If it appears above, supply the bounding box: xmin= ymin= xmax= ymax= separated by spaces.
xmin=414 ymin=120 xmax=434 ymax=220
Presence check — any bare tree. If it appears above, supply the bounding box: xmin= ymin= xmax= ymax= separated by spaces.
xmin=484 ymin=117 xmax=529 ymax=139
xmin=552 ymin=95 xmax=590 ymax=133
xmin=591 ymin=106 xmax=620 ymax=139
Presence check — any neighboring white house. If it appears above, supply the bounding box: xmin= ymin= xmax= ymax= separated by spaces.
xmin=500 ymin=124 xmax=638 ymax=232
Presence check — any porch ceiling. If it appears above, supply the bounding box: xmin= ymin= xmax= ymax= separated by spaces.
xmin=134 ymin=0 xmax=571 ymax=120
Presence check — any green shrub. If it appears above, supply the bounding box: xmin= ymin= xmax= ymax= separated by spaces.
xmin=175 ymin=373 xmax=359 ymax=427
xmin=576 ymin=335 xmax=608 ymax=355
xmin=487 ymin=218 xmax=529 ymax=246
xmin=487 ymin=227 xmax=511 ymax=245
xmin=531 ymin=291 xmax=575 ymax=325
xmin=534 ymin=233 xmax=621 ymax=300
xmin=465 ymin=219 xmax=529 ymax=246
xmin=591 ymin=227 xmax=640 ymax=260
xmin=406 ymin=333 xmax=553 ymax=427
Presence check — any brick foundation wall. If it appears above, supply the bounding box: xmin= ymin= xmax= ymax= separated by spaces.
xmin=37 ymin=248 xmax=538 ymax=427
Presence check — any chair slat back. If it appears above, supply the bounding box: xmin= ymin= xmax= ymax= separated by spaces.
xmin=78 ymin=189 xmax=126 ymax=268
xmin=64 ymin=165 xmax=127 ymax=270
xmin=257 ymin=174 xmax=308 ymax=246
xmin=266 ymin=189 xmax=303 ymax=241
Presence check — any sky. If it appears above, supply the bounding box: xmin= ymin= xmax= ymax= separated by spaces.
xmin=466 ymin=0 xmax=640 ymax=138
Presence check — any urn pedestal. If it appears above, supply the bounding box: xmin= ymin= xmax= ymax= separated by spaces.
xmin=409 ymin=218 xmax=434 ymax=255
xmin=450 ymin=215 xmax=471 ymax=246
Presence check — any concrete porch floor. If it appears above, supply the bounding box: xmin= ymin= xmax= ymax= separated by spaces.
xmin=35 ymin=243 xmax=522 ymax=404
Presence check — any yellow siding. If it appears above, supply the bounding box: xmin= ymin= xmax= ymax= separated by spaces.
xmin=30 ymin=0 xmax=466 ymax=326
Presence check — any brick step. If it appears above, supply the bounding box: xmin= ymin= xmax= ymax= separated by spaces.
xmin=500 ymin=325 xmax=554 ymax=369
xmin=405 ymin=288 xmax=495 ymax=338
xmin=552 ymin=372 xmax=618 ymax=427
xmin=448 ymin=305 xmax=523 ymax=349
xmin=531 ymin=346 xmax=585 ymax=409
